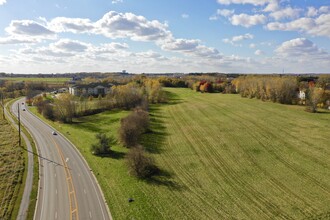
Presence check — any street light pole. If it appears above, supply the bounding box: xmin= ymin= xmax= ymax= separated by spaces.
xmin=18 ymin=103 xmax=21 ymax=146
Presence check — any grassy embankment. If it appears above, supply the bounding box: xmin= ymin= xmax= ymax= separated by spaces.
xmin=0 ymin=103 xmax=24 ymax=219
xmin=1 ymin=99 xmax=39 ymax=220
xmin=31 ymin=88 xmax=330 ymax=219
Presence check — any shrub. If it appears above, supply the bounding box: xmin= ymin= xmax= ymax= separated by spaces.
xmin=126 ymin=145 xmax=159 ymax=179
xmin=119 ymin=108 xmax=149 ymax=148
xmin=90 ymin=133 xmax=116 ymax=155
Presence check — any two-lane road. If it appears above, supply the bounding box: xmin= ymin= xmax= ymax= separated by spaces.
xmin=11 ymin=99 xmax=111 ymax=220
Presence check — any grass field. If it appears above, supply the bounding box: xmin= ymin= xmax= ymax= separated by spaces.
xmin=32 ymin=88 xmax=330 ymax=219
xmin=0 ymin=106 xmax=24 ymax=219
xmin=0 ymin=77 xmax=70 ymax=84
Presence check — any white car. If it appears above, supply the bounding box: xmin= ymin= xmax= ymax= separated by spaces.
xmin=52 ymin=131 xmax=57 ymax=135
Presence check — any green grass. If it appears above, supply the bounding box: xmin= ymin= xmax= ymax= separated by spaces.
xmin=5 ymin=98 xmax=39 ymax=220
xmin=0 ymin=104 xmax=24 ymax=220
xmin=31 ymin=88 xmax=330 ymax=219
xmin=0 ymin=77 xmax=70 ymax=84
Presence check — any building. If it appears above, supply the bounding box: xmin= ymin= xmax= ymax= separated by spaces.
xmin=298 ymin=90 xmax=306 ymax=100
xmin=69 ymin=83 xmax=112 ymax=96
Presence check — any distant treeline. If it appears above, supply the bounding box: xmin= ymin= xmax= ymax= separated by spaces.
xmin=232 ymin=75 xmax=330 ymax=112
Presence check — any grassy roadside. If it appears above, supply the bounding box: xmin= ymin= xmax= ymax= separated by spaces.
xmin=0 ymin=100 xmax=23 ymax=219
xmin=4 ymin=99 xmax=39 ymax=220
xmin=29 ymin=88 xmax=330 ymax=219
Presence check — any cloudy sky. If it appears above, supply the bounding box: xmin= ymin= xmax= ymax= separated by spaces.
xmin=0 ymin=0 xmax=329 ymax=74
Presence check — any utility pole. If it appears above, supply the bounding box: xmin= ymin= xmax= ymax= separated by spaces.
xmin=18 ymin=103 xmax=21 ymax=146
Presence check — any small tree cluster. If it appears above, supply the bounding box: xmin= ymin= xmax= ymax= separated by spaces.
xmin=109 ymin=83 xmax=145 ymax=110
xmin=119 ymin=108 xmax=149 ymax=148
xmin=143 ymin=79 xmax=168 ymax=103
xmin=126 ymin=145 xmax=159 ymax=179
xmin=90 ymin=133 xmax=116 ymax=155
xmin=31 ymin=93 xmax=77 ymax=123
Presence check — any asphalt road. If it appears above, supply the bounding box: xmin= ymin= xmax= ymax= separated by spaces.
xmin=11 ymin=98 xmax=111 ymax=220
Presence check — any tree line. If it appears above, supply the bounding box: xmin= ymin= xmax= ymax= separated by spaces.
xmin=31 ymin=78 xmax=167 ymax=123
xmin=232 ymin=75 xmax=330 ymax=112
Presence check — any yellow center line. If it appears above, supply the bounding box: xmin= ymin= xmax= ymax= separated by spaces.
xmin=51 ymin=137 xmax=79 ymax=220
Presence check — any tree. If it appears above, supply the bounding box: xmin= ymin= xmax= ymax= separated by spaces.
xmin=126 ymin=145 xmax=159 ymax=179
xmin=306 ymin=87 xmax=324 ymax=113
xmin=42 ymin=104 xmax=55 ymax=121
xmin=90 ymin=133 xmax=116 ymax=155
xmin=53 ymin=93 xmax=76 ymax=123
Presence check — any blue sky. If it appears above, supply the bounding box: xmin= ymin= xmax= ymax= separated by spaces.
xmin=0 ymin=0 xmax=329 ymax=74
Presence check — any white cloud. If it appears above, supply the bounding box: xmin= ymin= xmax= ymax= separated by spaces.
xmin=210 ymin=9 xmax=236 ymax=21
xmin=249 ymin=43 xmax=256 ymax=48
xmin=266 ymin=14 xmax=330 ymax=38
xmin=181 ymin=14 xmax=189 ymax=19
xmin=89 ymin=42 xmax=129 ymax=54
xmin=319 ymin=6 xmax=330 ymax=14
xmin=94 ymin=11 xmax=171 ymax=41
xmin=254 ymin=49 xmax=264 ymax=55
xmin=0 ymin=0 xmax=6 ymax=5
xmin=50 ymin=39 xmax=90 ymax=52
xmin=161 ymin=38 xmax=200 ymax=51
xmin=0 ymin=36 xmax=40 ymax=44
xmin=48 ymin=17 xmax=94 ymax=33
xmin=263 ymin=0 xmax=279 ymax=12
xmin=219 ymin=9 xmax=235 ymax=17
xmin=275 ymin=38 xmax=329 ymax=61
xmin=161 ymin=38 xmax=222 ymax=59
xmin=111 ymin=0 xmax=123 ymax=4
xmin=306 ymin=7 xmax=318 ymax=17
xmin=232 ymin=33 xmax=254 ymax=41
xmin=230 ymin=14 xmax=267 ymax=27
xmin=223 ymin=33 xmax=254 ymax=45
xmin=5 ymin=20 xmax=55 ymax=37
xmin=217 ymin=0 xmax=270 ymax=6
xmin=269 ymin=7 xmax=301 ymax=21
xmin=305 ymin=6 xmax=329 ymax=17
xmin=136 ymin=50 xmax=167 ymax=61
xmin=216 ymin=0 xmax=280 ymax=12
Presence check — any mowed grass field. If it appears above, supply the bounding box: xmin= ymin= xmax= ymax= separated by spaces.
xmin=0 ymin=107 xmax=24 ymax=219
xmin=33 ymin=88 xmax=330 ymax=219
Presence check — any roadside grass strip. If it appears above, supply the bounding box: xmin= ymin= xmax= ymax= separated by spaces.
xmin=0 ymin=111 xmax=24 ymax=220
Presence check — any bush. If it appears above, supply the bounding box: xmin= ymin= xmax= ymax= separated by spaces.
xmin=126 ymin=145 xmax=159 ymax=179
xmin=119 ymin=108 xmax=149 ymax=148
xmin=90 ymin=133 xmax=116 ymax=155
xmin=42 ymin=104 xmax=55 ymax=121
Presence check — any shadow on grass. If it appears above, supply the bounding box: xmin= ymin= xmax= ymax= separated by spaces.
xmin=316 ymin=111 xmax=330 ymax=114
xmin=164 ymin=90 xmax=183 ymax=105
xmin=94 ymin=150 xmax=126 ymax=160
xmin=141 ymin=90 xmax=183 ymax=154
xmin=71 ymin=111 xmax=122 ymax=133
xmin=146 ymin=169 xmax=185 ymax=191
xmin=141 ymin=105 xmax=167 ymax=154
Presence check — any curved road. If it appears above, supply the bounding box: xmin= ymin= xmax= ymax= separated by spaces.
xmin=11 ymin=98 xmax=112 ymax=220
